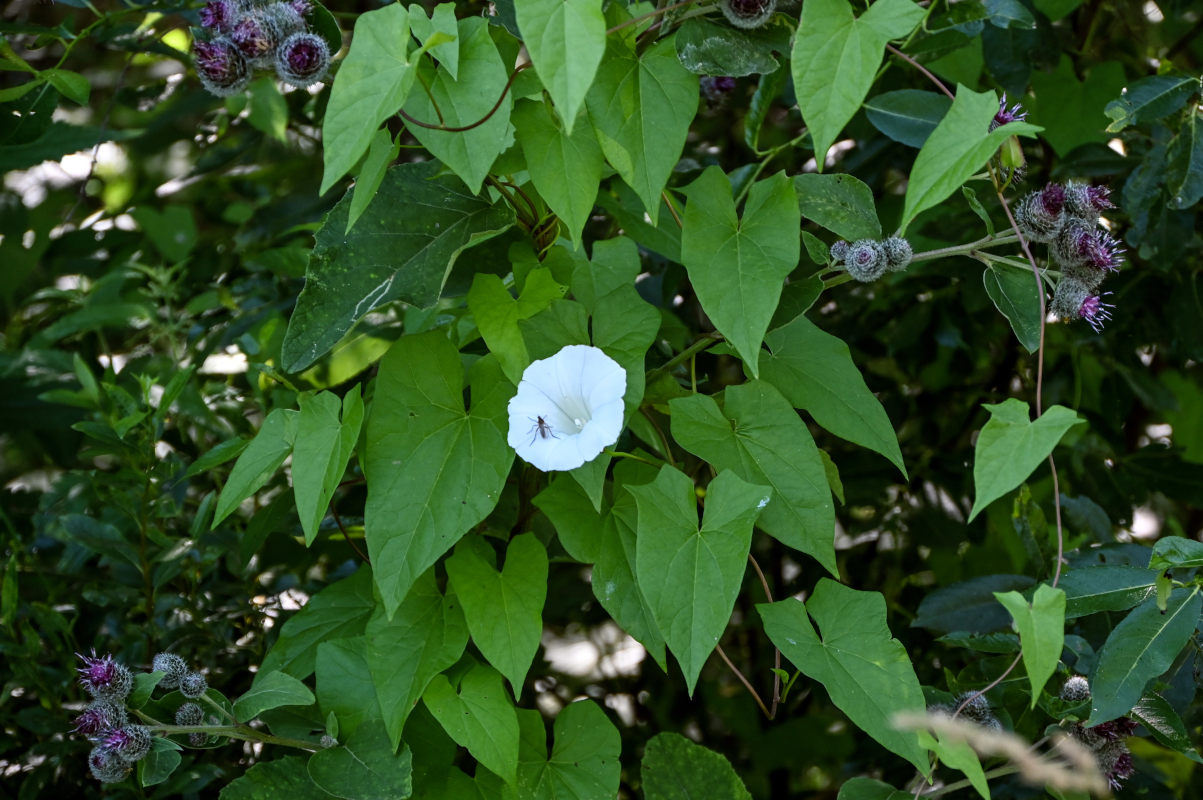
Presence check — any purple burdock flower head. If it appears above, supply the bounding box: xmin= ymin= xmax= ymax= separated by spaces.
xmin=200 ymin=0 xmax=239 ymax=32
xmin=77 ymin=652 xmax=133 ymax=701
xmin=102 ymin=724 xmax=153 ymax=762
xmin=990 ymin=92 xmax=1027 ymax=131
xmin=194 ymin=38 xmax=251 ymax=97
xmin=1097 ymin=740 xmax=1135 ymax=790
xmin=286 ymin=0 xmax=312 ymax=15
xmin=74 ymin=700 xmax=128 ymax=738
xmin=1014 ymin=183 xmax=1066 ymax=243
xmin=720 ymin=0 xmax=777 ymax=29
xmin=1064 ymin=181 xmax=1115 ymax=221
xmin=845 ymin=239 xmax=887 ymax=282
xmin=88 ymin=746 xmax=130 ymax=783
xmin=230 ymin=8 xmax=295 ymax=66
xmin=1053 ymin=278 xmax=1113 ymax=333
xmin=1053 ymin=219 xmax=1123 ymax=280
xmin=1091 ymin=717 xmax=1139 ymax=742
xmin=275 ymin=32 xmax=331 ymax=88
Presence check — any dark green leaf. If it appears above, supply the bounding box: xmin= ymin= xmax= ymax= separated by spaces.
xmin=235 ymin=671 xmax=316 ymax=721
xmin=516 ymin=700 xmax=621 ymax=799
xmin=423 ymin=662 xmax=520 ymax=785
xmin=793 ymin=173 xmax=882 ymax=240
xmin=316 ymin=637 xmax=382 ymax=737
xmin=308 ymin=721 xmax=414 ymax=800
xmin=1104 ymin=74 xmax=1197 ymax=133
xmin=641 ymin=732 xmax=752 ymax=800
xmin=863 ymin=89 xmax=952 ymax=148
xmin=220 ymin=756 xmax=329 ymax=799
xmin=1131 ymin=693 xmax=1203 ymax=761
xmin=912 ymin=574 xmax=1036 ymax=634
xmin=259 ymin=568 xmax=376 ymax=679
xmin=674 ymin=17 xmax=788 ymax=77
xmin=983 ymin=262 xmax=1041 ymax=353
xmin=1060 ymin=565 xmax=1157 ymax=619
xmin=138 ymin=737 xmax=181 ymax=787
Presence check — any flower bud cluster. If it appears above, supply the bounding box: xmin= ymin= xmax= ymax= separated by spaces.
xmin=928 ymin=691 xmax=1002 ymax=732
xmin=1059 ymin=677 xmax=1137 ymax=791
xmin=829 ymin=236 xmax=913 ymax=282
xmin=74 ymin=651 xmax=209 ymax=784
xmin=1014 ymin=181 xmax=1122 ymax=332
xmin=194 ymin=0 xmax=331 ymax=97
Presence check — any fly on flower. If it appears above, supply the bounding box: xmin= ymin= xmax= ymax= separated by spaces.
xmin=507 ymin=345 xmax=627 ymax=472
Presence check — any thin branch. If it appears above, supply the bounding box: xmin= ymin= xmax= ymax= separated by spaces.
xmin=715 ymin=642 xmax=772 ymax=719
xmin=748 ymin=554 xmax=782 ymax=716
xmin=606 ymin=0 xmax=699 ymax=36
xmin=645 ymin=332 xmax=724 ymax=384
xmin=399 ymin=63 xmax=530 ymax=132
xmin=330 ymin=500 xmax=368 ymax=562
xmin=661 ymin=190 xmax=685 ymax=229
xmin=885 ymin=43 xmax=955 ymax=101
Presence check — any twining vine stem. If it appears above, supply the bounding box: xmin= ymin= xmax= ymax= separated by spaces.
xmin=398 ymin=63 xmax=531 ymax=133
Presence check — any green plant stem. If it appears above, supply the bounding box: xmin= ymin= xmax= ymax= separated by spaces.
xmin=146 ymin=723 xmax=322 ymax=753
xmin=822 ymin=272 xmax=855 ymax=290
xmin=646 ymin=333 xmax=724 ymax=384
xmin=603 ymin=449 xmax=660 ymax=466
xmin=917 ymin=765 xmax=1021 ymax=797
xmin=733 ymin=135 xmax=807 ymax=206
xmin=201 ymin=693 xmax=237 ymax=724
xmin=606 ymin=0 xmax=700 ymax=36
xmin=911 ymin=232 xmax=1020 ymax=264
xmin=714 ymin=642 xmax=773 ymax=720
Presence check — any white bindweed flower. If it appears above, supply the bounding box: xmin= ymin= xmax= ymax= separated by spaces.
xmin=507 ymin=345 xmax=627 ymax=472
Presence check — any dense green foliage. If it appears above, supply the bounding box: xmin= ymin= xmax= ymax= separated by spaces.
xmin=3 ymin=0 xmax=1203 ymax=797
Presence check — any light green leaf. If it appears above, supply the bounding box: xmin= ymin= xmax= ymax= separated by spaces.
xmin=316 ymin=637 xmax=382 ymax=738
xmin=260 ymin=568 xmax=376 ymax=680
xmin=43 ymin=68 xmax=89 ymax=105
xmin=584 ymin=237 xmax=660 ymax=412
xmin=468 ymin=267 xmax=568 ymax=384
xmin=762 ymin=314 xmax=906 ymax=476
xmin=915 ymin=731 xmax=988 ymax=799
xmin=446 ymin=534 xmax=548 ymax=697
xmin=516 ymin=700 xmax=620 ymax=800
xmin=364 ymin=333 xmax=513 ymax=616
xmin=132 ymin=205 xmax=197 ymax=264
xmin=307 ymin=721 xmax=413 ymax=800
xmin=403 ymin=17 xmax=512 ymax=193
xmin=513 ymin=99 xmax=605 ymax=247
xmin=533 ymin=475 xmax=604 ymax=563
xmin=586 ymin=37 xmax=698 ymax=222
xmin=995 ymin=585 xmax=1065 ymax=707
xmin=1028 ymin=56 xmax=1125 ymax=157
xmin=247 ymin=76 xmax=288 ymax=143
xmin=220 ymin=756 xmax=329 ymax=799
xmin=282 ymin=161 xmax=514 ymax=373
xmin=793 ymin=173 xmax=882 ymax=240
xmin=680 ymin=168 xmax=799 ymax=378
xmin=983 ymin=262 xmax=1041 ymax=354
xmin=213 ymin=408 xmax=297 ymax=528
xmin=235 ymin=671 xmax=316 ymax=721
xmin=365 ymin=569 xmax=468 ymax=750
xmin=423 ymin=663 xmax=520 ymax=785
xmin=515 ymin=0 xmax=606 ymax=133
xmin=593 ymin=469 xmax=668 ymax=670
xmin=969 ymin=399 xmax=1084 ymax=521
xmin=793 ymin=0 xmax=925 ymax=168
xmin=640 ymin=732 xmax=752 ymax=800
xmin=759 ymin=580 xmax=929 ymax=774
xmin=901 ymin=85 xmax=1040 ymax=232
xmin=1087 ymin=589 xmax=1203 ymax=725
xmin=409 ymin=2 xmax=459 ymax=79
xmin=293 ymin=388 xmax=364 ymax=546
xmin=632 ymin=467 xmax=769 ymax=694
xmin=346 ymin=127 xmax=400 ymax=234
xmin=321 ymin=4 xmax=415 ymax=194
xmin=670 ymin=381 xmax=836 ymax=575
xmin=1059 ymin=565 xmax=1157 ymax=619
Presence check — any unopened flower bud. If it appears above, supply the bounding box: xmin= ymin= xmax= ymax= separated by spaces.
xmin=194 ymin=38 xmax=251 ymax=97
xmin=175 ymin=702 xmax=204 ymax=726
xmin=1059 ymin=675 xmax=1090 ymax=702
xmin=829 ymin=240 xmax=849 ymax=264
xmin=180 ymin=671 xmax=208 ymax=699
xmin=720 ymin=0 xmax=777 ymax=29
xmin=77 ymin=652 xmax=133 ymax=702
xmin=189 ymin=731 xmax=208 ymax=746
xmin=152 ymin=652 xmax=189 ymax=690
xmin=74 ymin=700 xmax=128 ymax=737
xmin=844 ymin=239 xmax=887 ymax=282
xmin=320 ymin=734 xmax=338 ymax=748
xmin=89 ymin=746 xmax=131 ymax=783
xmin=881 ymin=236 xmax=913 ymax=272
xmin=275 ymin=32 xmax=331 ymax=88
xmin=103 ymin=724 xmax=153 ymax=762
xmin=1063 ymin=182 xmax=1114 ymax=222
xmin=1014 ymin=183 xmax=1065 ymax=243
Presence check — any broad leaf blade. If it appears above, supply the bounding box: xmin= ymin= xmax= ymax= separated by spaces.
xmin=423 ymin=663 xmax=520 ymax=785
xmin=641 ymin=733 xmax=752 ymax=800
xmin=515 ymin=0 xmax=606 ymax=133
xmin=995 ymin=585 xmax=1065 ymax=707
xmin=292 ymin=388 xmax=364 ymax=545
xmin=307 ymin=721 xmax=413 ymax=800
xmin=793 ymin=173 xmax=882 ymax=240
xmin=213 ymin=408 xmax=297 ymax=528
xmin=235 ymin=671 xmax=316 ymax=721
xmin=983 ymin=262 xmax=1041 ymax=354
xmin=259 ymin=568 xmax=376 ymax=679
xmin=516 ymin=700 xmax=621 ymax=799
xmin=282 ymin=162 xmax=514 ymax=373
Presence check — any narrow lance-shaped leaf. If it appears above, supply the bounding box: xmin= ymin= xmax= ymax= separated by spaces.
xmin=680 ymin=167 xmax=799 ymax=378
xmin=212 ymin=408 xmax=297 ymax=528
xmin=1087 ymin=588 xmax=1203 ymax=726
xmin=281 ymin=162 xmax=514 ymax=373
xmin=759 ymin=580 xmax=930 ymax=774
xmin=292 ymin=387 xmax=364 ymax=546
xmin=969 ymin=399 xmax=1085 ymax=522
xmin=363 ymin=333 xmax=514 ymax=616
